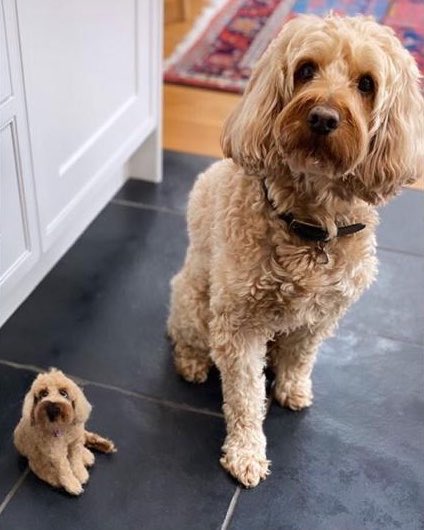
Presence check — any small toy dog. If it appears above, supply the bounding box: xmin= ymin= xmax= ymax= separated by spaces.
xmin=14 ymin=368 xmax=116 ymax=495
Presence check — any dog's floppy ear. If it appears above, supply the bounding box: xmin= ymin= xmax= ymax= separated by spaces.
xmin=221 ymin=32 xmax=289 ymax=176
xmin=22 ymin=390 xmax=37 ymax=426
xmin=352 ymin=34 xmax=424 ymax=204
xmin=72 ymin=384 xmax=92 ymax=424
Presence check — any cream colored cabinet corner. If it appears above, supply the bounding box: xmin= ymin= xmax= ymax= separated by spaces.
xmin=0 ymin=0 xmax=163 ymax=327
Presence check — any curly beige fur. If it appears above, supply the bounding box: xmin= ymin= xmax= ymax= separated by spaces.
xmin=168 ymin=14 xmax=424 ymax=488
xmin=14 ymin=369 xmax=116 ymax=495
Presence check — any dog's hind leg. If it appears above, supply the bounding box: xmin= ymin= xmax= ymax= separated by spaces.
xmin=28 ymin=454 xmax=61 ymax=489
xmin=82 ymin=446 xmax=95 ymax=467
xmin=69 ymin=442 xmax=89 ymax=485
xmin=168 ymin=260 xmax=212 ymax=383
xmin=29 ymin=453 xmax=83 ymax=495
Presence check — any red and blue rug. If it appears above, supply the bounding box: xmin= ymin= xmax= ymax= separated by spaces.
xmin=164 ymin=0 xmax=424 ymax=93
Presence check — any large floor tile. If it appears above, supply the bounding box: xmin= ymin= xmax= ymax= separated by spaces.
xmin=119 ymin=153 xmax=424 ymax=262
xmin=230 ymin=331 xmax=424 ymax=530
xmin=0 ymin=366 xmax=33 ymax=502
xmin=0 ymin=204 xmax=222 ymax=412
xmin=1 ymin=384 xmax=235 ymax=530
xmin=116 ymin=151 xmax=217 ymax=213
xmin=341 ymin=248 xmax=424 ymax=344
xmin=377 ymin=189 xmax=424 ymax=256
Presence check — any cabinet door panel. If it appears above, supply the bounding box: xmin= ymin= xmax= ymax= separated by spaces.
xmin=1 ymin=0 xmax=40 ymax=300
xmin=0 ymin=3 xmax=12 ymax=104
xmin=0 ymin=121 xmax=28 ymax=278
xmin=16 ymin=0 xmax=155 ymax=248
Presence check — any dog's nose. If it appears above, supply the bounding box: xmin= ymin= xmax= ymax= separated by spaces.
xmin=45 ymin=402 xmax=61 ymax=422
xmin=308 ymin=106 xmax=340 ymax=135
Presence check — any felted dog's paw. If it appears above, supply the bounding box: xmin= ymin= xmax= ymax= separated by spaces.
xmin=63 ymin=476 xmax=84 ymax=496
xmin=274 ymin=381 xmax=313 ymax=411
xmin=174 ymin=356 xmax=210 ymax=383
xmin=73 ymin=465 xmax=89 ymax=485
xmin=82 ymin=447 xmax=95 ymax=467
xmin=220 ymin=450 xmax=270 ymax=488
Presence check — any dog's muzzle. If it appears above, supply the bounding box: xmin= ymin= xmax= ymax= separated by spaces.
xmin=44 ymin=402 xmax=61 ymax=422
xmin=307 ymin=105 xmax=340 ymax=135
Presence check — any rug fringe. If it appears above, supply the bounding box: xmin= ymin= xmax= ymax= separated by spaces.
xmin=164 ymin=0 xmax=230 ymax=71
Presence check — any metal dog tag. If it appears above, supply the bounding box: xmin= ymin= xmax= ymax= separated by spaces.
xmin=315 ymin=242 xmax=329 ymax=264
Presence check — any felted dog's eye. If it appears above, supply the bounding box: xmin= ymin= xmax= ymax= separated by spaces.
xmin=38 ymin=389 xmax=49 ymax=399
xmin=358 ymin=75 xmax=374 ymax=94
xmin=59 ymin=389 xmax=69 ymax=399
xmin=296 ymin=62 xmax=316 ymax=82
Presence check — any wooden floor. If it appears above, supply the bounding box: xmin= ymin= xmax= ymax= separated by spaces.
xmin=164 ymin=0 xmax=239 ymax=157
xmin=163 ymin=1 xmax=423 ymax=189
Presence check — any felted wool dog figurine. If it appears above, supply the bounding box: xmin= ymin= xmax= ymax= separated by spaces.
xmin=14 ymin=368 xmax=116 ymax=495
xmin=168 ymin=14 xmax=424 ymax=487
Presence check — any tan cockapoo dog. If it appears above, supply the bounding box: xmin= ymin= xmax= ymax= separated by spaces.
xmin=14 ymin=369 xmax=116 ymax=495
xmin=168 ymin=14 xmax=424 ymax=487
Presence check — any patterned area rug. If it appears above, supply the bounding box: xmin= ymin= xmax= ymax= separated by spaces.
xmin=164 ymin=0 xmax=424 ymax=93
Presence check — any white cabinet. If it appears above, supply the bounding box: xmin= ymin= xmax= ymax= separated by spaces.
xmin=0 ymin=0 xmax=41 ymax=307
xmin=0 ymin=0 xmax=163 ymax=327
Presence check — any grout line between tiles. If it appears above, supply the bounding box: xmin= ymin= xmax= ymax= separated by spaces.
xmin=220 ymin=487 xmax=241 ymax=530
xmin=0 ymin=468 xmax=29 ymax=515
xmin=82 ymin=379 xmax=224 ymax=418
xmin=112 ymin=199 xmax=424 ymax=259
xmin=111 ymin=198 xmax=185 ymax=217
xmin=0 ymin=359 xmax=224 ymax=419
xmin=0 ymin=359 xmax=46 ymax=375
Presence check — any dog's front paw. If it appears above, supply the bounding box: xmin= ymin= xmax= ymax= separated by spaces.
xmin=220 ymin=449 xmax=270 ymax=488
xmin=62 ymin=476 xmax=84 ymax=496
xmin=274 ymin=379 xmax=313 ymax=411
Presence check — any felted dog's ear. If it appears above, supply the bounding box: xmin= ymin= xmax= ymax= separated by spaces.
xmin=22 ymin=391 xmax=37 ymax=426
xmin=72 ymin=385 xmax=92 ymax=424
xmin=352 ymin=33 xmax=424 ymax=204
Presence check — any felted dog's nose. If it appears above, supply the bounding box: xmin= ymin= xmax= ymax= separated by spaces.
xmin=45 ymin=402 xmax=61 ymax=422
xmin=308 ymin=105 xmax=340 ymax=135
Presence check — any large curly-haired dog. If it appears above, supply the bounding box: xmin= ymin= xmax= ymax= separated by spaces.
xmin=14 ymin=369 xmax=116 ymax=495
xmin=168 ymin=14 xmax=424 ymax=487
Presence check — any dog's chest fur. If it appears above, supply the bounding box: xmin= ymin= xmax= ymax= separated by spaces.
xmin=212 ymin=167 xmax=379 ymax=335
xmin=252 ymin=235 xmax=377 ymax=333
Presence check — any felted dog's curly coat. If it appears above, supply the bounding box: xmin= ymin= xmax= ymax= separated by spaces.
xmin=168 ymin=14 xmax=424 ymax=487
xmin=14 ymin=369 xmax=116 ymax=495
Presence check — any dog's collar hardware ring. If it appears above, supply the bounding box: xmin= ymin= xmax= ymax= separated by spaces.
xmin=315 ymin=241 xmax=329 ymax=265
xmin=262 ymin=179 xmax=366 ymax=244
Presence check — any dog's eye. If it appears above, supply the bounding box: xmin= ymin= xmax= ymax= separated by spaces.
xmin=59 ymin=389 xmax=69 ymax=399
xmin=296 ymin=62 xmax=316 ymax=82
xmin=38 ymin=389 xmax=49 ymax=399
xmin=358 ymin=75 xmax=374 ymax=94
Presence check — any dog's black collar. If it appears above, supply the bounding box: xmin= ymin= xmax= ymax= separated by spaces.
xmin=262 ymin=179 xmax=366 ymax=243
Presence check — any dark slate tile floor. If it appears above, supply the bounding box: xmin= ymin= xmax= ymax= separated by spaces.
xmin=0 ymin=150 xmax=423 ymax=529
xmin=0 ymin=385 xmax=233 ymax=530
